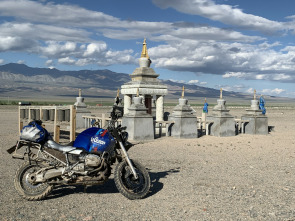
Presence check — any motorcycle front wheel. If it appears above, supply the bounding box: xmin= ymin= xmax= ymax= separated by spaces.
xmin=14 ymin=162 xmax=53 ymax=201
xmin=114 ymin=159 xmax=150 ymax=200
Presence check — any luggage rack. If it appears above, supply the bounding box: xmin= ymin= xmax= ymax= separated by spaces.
xmin=10 ymin=140 xmax=41 ymax=159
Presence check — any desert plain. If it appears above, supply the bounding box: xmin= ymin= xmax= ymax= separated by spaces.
xmin=0 ymin=104 xmax=295 ymax=220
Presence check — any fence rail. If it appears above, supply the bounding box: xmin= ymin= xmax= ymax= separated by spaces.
xmin=83 ymin=114 xmax=122 ymax=129
xmin=82 ymin=114 xmax=248 ymax=137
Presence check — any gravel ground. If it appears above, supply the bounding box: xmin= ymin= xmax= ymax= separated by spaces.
xmin=1 ymin=105 xmax=295 ymax=220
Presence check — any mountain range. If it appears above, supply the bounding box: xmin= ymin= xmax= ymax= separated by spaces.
xmin=0 ymin=63 xmax=289 ymax=103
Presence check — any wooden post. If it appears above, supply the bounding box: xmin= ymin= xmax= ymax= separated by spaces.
xmin=101 ymin=113 xmax=106 ymax=128
xmin=40 ymin=107 xmax=43 ymax=121
xmin=19 ymin=121 xmax=23 ymax=134
xmin=28 ymin=107 xmax=31 ymax=123
xmin=18 ymin=106 xmax=21 ymax=135
xmin=70 ymin=105 xmax=76 ymax=142
xmin=53 ymin=107 xmax=58 ymax=141
xmin=54 ymin=125 xmax=60 ymax=143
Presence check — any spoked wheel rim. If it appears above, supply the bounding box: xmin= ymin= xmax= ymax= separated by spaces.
xmin=121 ymin=166 xmax=146 ymax=194
xmin=15 ymin=162 xmax=53 ymax=200
xmin=20 ymin=165 xmax=49 ymax=196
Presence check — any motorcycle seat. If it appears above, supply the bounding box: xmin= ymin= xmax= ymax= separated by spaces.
xmin=46 ymin=140 xmax=83 ymax=155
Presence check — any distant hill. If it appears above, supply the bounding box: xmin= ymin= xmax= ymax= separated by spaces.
xmin=0 ymin=63 xmax=130 ymax=99
xmin=0 ymin=63 xmax=291 ymax=103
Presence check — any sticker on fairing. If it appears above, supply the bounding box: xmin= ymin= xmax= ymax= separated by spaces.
xmin=91 ymin=137 xmax=106 ymax=145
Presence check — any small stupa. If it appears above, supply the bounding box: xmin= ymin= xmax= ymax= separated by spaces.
xmin=206 ymin=88 xmax=236 ymax=137
xmin=122 ymin=88 xmax=154 ymax=141
xmin=169 ymin=86 xmax=198 ymax=138
xmin=74 ymin=89 xmax=86 ymax=107
xmin=74 ymin=89 xmax=90 ymax=129
xmin=241 ymin=89 xmax=268 ymax=134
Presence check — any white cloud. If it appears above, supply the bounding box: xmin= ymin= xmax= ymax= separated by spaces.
xmin=152 ymin=26 xmax=263 ymax=43
xmin=150 ymin=40 xmax=295 ymax=83
xmin=41 ymin=41 xmax=79 ymax=58
xmin=188 ymin=80 xmax=199 ymax=84
xmin=261 ymin=88 xmax=285 ymax=95
xmin=0 ymin=0 xmax=169 ymax=34
xmin=58 ymin=57 xmax=76 ymax=65
xmin=0 ymin=22 xmax=90 ymax=43
xmin=232 ymin=84 xmax=246 ymax=91
xmin=152 ymin=0 xmax=286 ymax=34
xmin=45 ymin=59 xmax=53 ymax=67
xmin=272 ymin=74 xmax=291 ymax=81
xmin=223 ymin=72 xmax=247 ymax=79
xmin=83 ymin=43 xmax=107 ymax=57
xmin=102 ymin=24 xmax=264 ymax=42
xmin=169 ymin=79 xmax=185 ymax=84
xmin=0 ymin=59 xmax=4 ymax=64
xmin=273 ymin=88 xmax=285 ymax=94
xmin=255 ymin=74 xmax=266 ymax=80
xmin=0 ymin=36 xmax=36 ymax=51
xmin=246 ymin=88 xmax=254 ymax=94
xmin=223 ymin=71 xmax=294 ymax=82
xmin=216 ymin=84 xmax=246 ymax=92
xmin=0 ymin=0 xmax=119 ymax=28
xmin=259 ymin=41 xmax=281 ymax=49
xmin=220 ymin=86 xmax=232 ymax=92
xmin=17 ymin=60 xmax=25 ymax=64
xmin=75 ymin=58 xmax=90 ymax=66
xmin=247 ymin=87 xmax=286 ymax=97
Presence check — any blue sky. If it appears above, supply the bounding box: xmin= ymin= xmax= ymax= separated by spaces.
xmin=0 ymin=0 xmax=295 ymax=98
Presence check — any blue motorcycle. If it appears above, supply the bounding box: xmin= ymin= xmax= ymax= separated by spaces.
xmin=7 ymin=105 xmax=151 ymax=200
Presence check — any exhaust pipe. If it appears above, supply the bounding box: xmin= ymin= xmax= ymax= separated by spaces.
xmin=35 ymin=167 xmax=65 ymax=182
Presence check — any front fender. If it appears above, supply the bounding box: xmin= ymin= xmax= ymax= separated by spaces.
xmin=124 ymin=141 xmax=134 ymax=152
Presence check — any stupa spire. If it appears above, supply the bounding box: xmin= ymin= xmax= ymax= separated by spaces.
xmin=141 ymin=38 xmax=149 ymax=59
xmin=181 ymin=86 xmax=185 ymax=99
xmin=116 ymin=88 xmax=120 ymax=98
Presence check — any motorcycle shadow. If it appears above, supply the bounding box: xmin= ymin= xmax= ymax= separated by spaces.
xmin=47 ymin=180 xmax=119 ymax=200
xmin=47 ymin=168 xmax=180 ymax=200
xmin=147 ymin=167 xmax=180 ymax=198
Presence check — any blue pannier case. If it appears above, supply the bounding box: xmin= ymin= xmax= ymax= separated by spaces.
xmin=20 ymin=121 xmax=49 ymax=143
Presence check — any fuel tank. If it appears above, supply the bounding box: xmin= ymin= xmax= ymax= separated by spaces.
xmin=73 ymin=127 xmax=115 ymax=154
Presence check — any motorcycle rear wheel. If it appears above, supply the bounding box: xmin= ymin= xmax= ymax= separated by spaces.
xmin=14 ymin=162 xmax=53 ymax=201
xmin=114 ymin=159 xmax=150 ymax=200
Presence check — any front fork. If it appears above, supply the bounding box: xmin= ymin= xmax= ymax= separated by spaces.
xmin=118 ymin=141 xmax=138 ymax=179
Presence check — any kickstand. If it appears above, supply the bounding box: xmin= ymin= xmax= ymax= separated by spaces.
xmin=83 ymin=185 xmax=87 ymax=193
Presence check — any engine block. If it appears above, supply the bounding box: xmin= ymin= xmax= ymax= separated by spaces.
xmin=85 ymin=154 xmax=101 ymax=167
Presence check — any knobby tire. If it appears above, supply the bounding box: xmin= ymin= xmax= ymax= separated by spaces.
xmin=14 ymin=162 xmax=53 ymax=201
xmin=114 ymin=159 xmax=150 ymax=200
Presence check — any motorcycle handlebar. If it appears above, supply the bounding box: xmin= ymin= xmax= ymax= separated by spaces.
xmin=107 ymin=123 xmax=126 ymax=132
